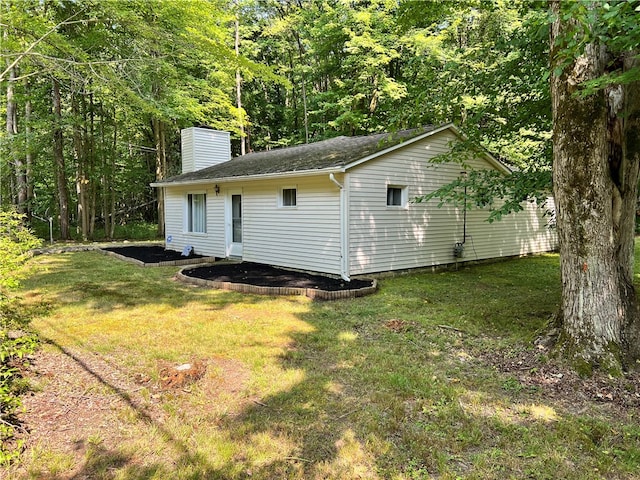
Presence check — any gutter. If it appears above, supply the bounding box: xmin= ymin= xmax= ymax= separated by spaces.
xmin=150 ymin=167 xmax=342 ymax=188
xmin=329 ymin=173 xmax=350 ymax=282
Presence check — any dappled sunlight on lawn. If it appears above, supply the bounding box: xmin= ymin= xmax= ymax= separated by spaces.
xmin=458 ymin=390 xmax=559 ymax=425
xmin=10 ymin=249 xmax=640 ymax=479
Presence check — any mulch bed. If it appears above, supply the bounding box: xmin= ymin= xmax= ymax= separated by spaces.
xmin=103 ymin=245 xmax=374 ymax=292
xmin=183 ymin=262 xmax=374 ymax=291
xmin=103 ymin=245 xmax=205 ymax=262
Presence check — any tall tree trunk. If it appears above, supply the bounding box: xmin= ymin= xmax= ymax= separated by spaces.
xmin=52 ymin=78 xmax=70 ymax=240
xmin=101 ymin=104 xmax=115 ymax=240
xmin=5 ymin=65 xmax=27 ymax=214
xmin=25 ymin=83 xmax=33 ymax=216
xmin=152 ymin=118 xmax=166 ymax=238
xmin=235 ymin=16 xmax=246 ymax=155
xmin=88 ymin=91 xmax=96 ymax=238
xmin=550 ymin=1 xmax=640 ymax=372
xmin=72 ymin=93 xmax=88 ymax=240
xmin=294 ymin=33 xmax=309 ymax=143
xmin=109 ymin=106 xmax=117 ymax=239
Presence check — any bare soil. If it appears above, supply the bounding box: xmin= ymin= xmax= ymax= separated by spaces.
xmin=9 ymin=346 xmax=252 ymax=479
xmin=477 ymin=345 xmax=640 ymax=413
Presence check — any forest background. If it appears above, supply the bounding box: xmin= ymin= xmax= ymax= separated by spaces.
xmin=0 ymin=0 xmax=552 ymax=240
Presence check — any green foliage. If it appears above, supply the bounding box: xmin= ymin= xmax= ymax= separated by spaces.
xmin=552 ymin=0 xmax=640 ymax=94
xmin=0 ymin=210 xmax=41 ymax=464
xmin=1 ymin=0 xmax=283 ymax=236
xmin=238 ymin=0 xmax=555 ymax=220
xmin=4 ymin=0 xmax=634 ymax=232
xmin=0 ymin=211 xmax=42 ymax=289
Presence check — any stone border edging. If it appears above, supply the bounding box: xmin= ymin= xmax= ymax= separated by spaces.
xmin=30 ymin=244 xmax=378 ymax=298
xmin=97 ymin=248 xmax=217 ymax=268
xmin=176 ymin=268 xmax=378 ymax=300
xmin=31 ymin=243 xmax=217 ymax=268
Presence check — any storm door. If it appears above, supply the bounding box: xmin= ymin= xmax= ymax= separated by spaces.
xmin=226 ymin=192 xmax=243 ymax=257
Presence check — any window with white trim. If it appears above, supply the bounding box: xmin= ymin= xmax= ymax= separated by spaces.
xmin=386 ymin=185 xmax=407 ymax=207
xmin=280 ymin=187 xmax=297 ymax=207
xmin=187 ymin=193 xmax=206 ymax=233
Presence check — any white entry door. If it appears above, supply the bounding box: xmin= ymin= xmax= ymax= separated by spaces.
xmin=226 ymin=191 xmax=243 ymax=257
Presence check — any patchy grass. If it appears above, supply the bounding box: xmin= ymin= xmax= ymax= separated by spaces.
xmin=5 ymin=250 xmax=640 ymax=479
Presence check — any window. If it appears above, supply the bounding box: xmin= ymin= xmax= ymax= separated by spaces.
xmin=187 ymin=193 xmax=206 ymax=233
xmin=387 ymin=186 xmax=406 ymax=207
xmin=281 ymin=187 xmax=297 ymax=207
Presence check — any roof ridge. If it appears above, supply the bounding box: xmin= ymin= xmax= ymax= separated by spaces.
xmin=157 ymin=124 xmax=444 ymax=185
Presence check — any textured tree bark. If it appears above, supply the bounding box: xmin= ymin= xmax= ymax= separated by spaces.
xmin=5 ymin=65 xmax=27 ymax=214
xmin=52 ymin=78 xmax=71 ymax=240
xmin=25 ymin=84 xmax=33 ymax=216
xmin=550 ymin=2 xmax=640 ymax=372
xmin=152 ymin=118 xmax=166 ymax=238
xmin=72 ymin=93 xmax=89 ymax=240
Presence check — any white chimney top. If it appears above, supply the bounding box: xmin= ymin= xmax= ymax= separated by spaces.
xmin=181 ymin=127 xmax=231 ymax=174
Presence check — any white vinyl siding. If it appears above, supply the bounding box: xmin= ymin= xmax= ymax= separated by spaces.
xmin=181 ymin=128 xmax=231 ymax=173
xmin=241 ymin=177 xmax=341 ymax=275
xmin=161 ymin=127 xmax=556 ymax=278
xmin=163 ymin=186 xmax=226 ymax=257
xmin=347 ymin=130 xmax=557 ymax=275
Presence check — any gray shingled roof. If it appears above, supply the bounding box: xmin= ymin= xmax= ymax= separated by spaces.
xmin=158 ymin=125 xmax=438 ymax=185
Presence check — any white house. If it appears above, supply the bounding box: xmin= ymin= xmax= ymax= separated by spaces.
xmin=151 ymin=124 xmax=557 ymax=280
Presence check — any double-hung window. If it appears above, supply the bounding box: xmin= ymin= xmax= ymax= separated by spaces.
xmin=187 ymin=193 xmax=206 ymax=233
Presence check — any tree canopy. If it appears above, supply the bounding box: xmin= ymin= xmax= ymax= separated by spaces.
xmin=2 ymin=0 xmax=640 ymax=372
xmin=1 ymin=0 xmax=554 ymax=235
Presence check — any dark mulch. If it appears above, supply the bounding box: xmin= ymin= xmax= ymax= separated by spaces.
xmin=104 ymin=246 xmax=373 ymax=291
xmin=103 ymin=245 xmax=205 ymax=262
xmin=183 ymin=262 xmax=374 ymax=291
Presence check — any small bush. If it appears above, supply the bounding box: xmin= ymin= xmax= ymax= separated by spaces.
xmin=0 ymin=210 xmax=41 ymax=464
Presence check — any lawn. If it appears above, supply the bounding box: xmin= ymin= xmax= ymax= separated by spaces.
xmin=5 ymin=249 xmax=640 ymax=479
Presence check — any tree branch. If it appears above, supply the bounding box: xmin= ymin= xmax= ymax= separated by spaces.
xmin=0 ymin=7 xmax=88 ymax=82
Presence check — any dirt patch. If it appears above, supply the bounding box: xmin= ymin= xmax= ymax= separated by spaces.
xmin=11 ymin=347 xmax=253 ymax=478
xmin=183 ymin=262 xmax=374 ymax=291
xmin=12 ymin=346 xmax=165 ymax=478
xmin=157 ymin=360 xmax=207 ymax=389
xmin=478 ymin=346 xmax=640 ymax=413
xmin=384 ymin=318 xmax=412 ymax=333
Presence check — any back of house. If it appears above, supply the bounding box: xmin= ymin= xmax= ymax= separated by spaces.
xmin=152 ymin=125 xmax=556 ymax=280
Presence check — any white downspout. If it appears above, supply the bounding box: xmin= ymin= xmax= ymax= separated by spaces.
xmin=329 ymin=173 xmax=350 ymax=282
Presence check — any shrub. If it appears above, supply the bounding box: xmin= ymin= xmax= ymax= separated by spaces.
xmin=0 ymin=210 xmax=41 ymax=464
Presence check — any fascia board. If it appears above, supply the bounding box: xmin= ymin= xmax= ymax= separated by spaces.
xmin=150 ymin=166 xmax=342 ymax=188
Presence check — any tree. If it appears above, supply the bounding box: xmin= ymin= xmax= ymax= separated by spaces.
xmin=2 ymin=0 xmax=276 ymax=239
xmin=550 ymin=0 xmax=640 ymax=373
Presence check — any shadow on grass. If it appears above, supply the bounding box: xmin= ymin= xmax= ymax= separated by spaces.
xmin=39 ymin=338 xmax=242 ymax=480
xmin=21 ymin=251 xmax=279 ymax=314
xmin=200 ymin=254 xmax=567 ymax=478
xmin=28 ymin=252 xmax=634 ymax=479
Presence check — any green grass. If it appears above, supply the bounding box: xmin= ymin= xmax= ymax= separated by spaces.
xmin=7 ymin=250 xmax=640 ymax=479
xmin=30 ymin=220 xmax=161 ymax=243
